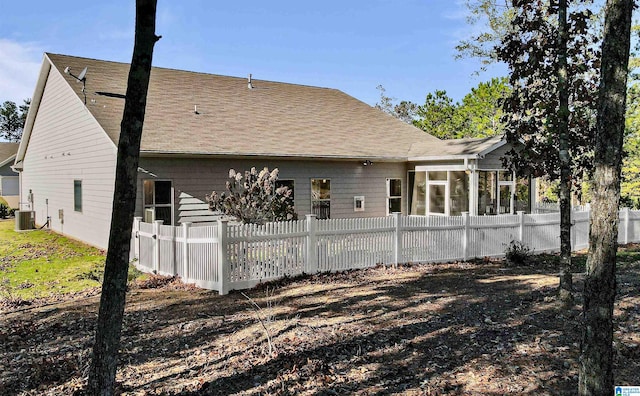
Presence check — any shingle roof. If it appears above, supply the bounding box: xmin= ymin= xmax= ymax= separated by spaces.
xmin=408 ymin=135 xmax=503 ymax=159
xmin=0 ymin=142 xmax=19 ymax=165
xmin=47 ymin=53 xmax=446 ymax=160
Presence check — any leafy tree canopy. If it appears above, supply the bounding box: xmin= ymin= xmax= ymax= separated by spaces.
xmin=412 ymin=77 xmax=510 ymax=139
xmin=0 ymin=99 xmax=30 ymax=142
xmin=622 ymin=83 xmax=640 ymax=208
xmin=412 ymin=90 xmax=461 ymax=139
xmin=455 ymin=0 xmax=517 ymax=70
xmin=374 ymin=85 xmax=418 ymax=124
xmin=497 ymin=1 xmax=600 ymax=180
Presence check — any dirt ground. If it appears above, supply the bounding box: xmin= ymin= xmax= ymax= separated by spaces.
xmin=1 ymin=251 xmax=639 ymax=395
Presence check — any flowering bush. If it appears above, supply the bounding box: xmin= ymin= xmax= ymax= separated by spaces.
xmin=206 ymin=167 xmax=297 ymax=224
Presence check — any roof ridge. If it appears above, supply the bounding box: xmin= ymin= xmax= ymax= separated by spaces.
xmin=46 ymin=52 xmax=340 ymax=92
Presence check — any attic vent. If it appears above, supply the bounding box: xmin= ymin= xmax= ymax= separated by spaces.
xmin=248 ymin=74 xmax=253 ymax=89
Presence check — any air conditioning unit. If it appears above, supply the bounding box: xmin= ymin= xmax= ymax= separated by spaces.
xmin=15 ymin=210 xmax=35 ymax=231
xmin=144 ymin=208 xmax=155 ymax=223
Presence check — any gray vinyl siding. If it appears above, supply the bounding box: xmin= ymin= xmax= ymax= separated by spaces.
xmin=0 ymin=176 xmax=19 ymax=196
xmin=20 ymin=66 xmax=117 ymax=248
xmin=136 ymin=157 xmax=409 ymax=224
xmin=0 ymin=162 xmax=16 ymax=176
xmin=0 ymin=162 xmax=18 ymax=196
xmin=478 ymin=144 xmax=512 ymax=169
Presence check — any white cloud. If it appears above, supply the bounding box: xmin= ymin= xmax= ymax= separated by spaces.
xmin=0 ymin=39 xmax=42 ymax=104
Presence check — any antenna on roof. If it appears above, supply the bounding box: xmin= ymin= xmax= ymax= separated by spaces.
xmin=77 ymin=66 xmax=88 ymax=81
xmin=64 ymin=66 xmax=89 ymax=104
xmin=248 ymin=73 xmax=253 ymax=90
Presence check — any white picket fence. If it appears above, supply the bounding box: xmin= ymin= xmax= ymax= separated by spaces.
xmin=131 ymin=208 xmax=640 ymax=295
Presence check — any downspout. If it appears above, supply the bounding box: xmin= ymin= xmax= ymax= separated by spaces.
xmin=10 ymin=162 xmax=23 ymax=211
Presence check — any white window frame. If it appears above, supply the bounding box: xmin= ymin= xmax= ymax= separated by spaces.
xmin=73 ymin=179 xmax=82 ymax=213
xmin=410 ymin=168 xmax=474 ymax=216
xmin=142 ymin=179 xmax=174 ymax=225
xmin=386 ymin=178 xmax=402 ymax=215
xmin=310 ymin=178 xmax=331 ymax=219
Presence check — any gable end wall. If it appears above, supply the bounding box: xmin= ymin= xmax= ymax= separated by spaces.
xmin=21 ymin=66 xmax=117 ymax=249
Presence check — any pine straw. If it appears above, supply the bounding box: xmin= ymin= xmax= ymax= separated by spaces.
xmin=1 ymin=255 xmax=639 ymax=395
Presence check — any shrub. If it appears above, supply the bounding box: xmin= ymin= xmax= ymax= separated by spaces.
xmin=207 ymin=167 xmax=297 ymax=224
xmin=0 ymin=203 xmax=8 ymax=219
xmin=504 ymin=240 xmax=532 ymax=266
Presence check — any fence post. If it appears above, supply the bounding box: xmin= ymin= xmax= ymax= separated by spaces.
xmin=393 ymin=212 xmax=402 ymax=268
xmin=132 ymin=216 xmax=142 ymax=262
xmin=182 ymin=222 xmax=191 ymax=281
xmin=570 ymin=208 xmax=577 ymax=251
xmin=623 ymin=207 xmax=630 ymax=245
xmin=517 ymin=211 xmax=525 ymax=243
xmin=217 ymin=220 xmax=229 ymax=295
xmin=462 ymin=212 xmax=470 ymax=261
xmin=306 ymin=214 xmax=318 ymax=274
xmin=153 ymin=220 xmax=163 ymax=273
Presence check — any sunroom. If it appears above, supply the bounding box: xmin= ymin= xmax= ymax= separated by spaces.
xmin=407 ymin=136 xmax=535 ymax=217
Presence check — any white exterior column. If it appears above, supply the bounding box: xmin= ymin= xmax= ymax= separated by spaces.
xmin=469 ymin=169 xmax=478 ymax=216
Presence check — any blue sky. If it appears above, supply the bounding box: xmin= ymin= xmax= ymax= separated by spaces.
xmin=0 ymin=0 xmax=507 ymax=108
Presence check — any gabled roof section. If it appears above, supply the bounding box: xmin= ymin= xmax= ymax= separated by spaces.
xmin=0 ymin=142 xmax=19 ymax=168
xmin=408 ymin=135 xmax=504 ymax=161
xmin=45 ymin=53 xmax=442 ymax=160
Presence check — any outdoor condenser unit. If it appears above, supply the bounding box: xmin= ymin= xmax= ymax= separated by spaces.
xmin=15 ymin=210 xmax=35 ymax=231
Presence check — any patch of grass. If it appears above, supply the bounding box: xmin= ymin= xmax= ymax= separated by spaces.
xmin=0 ymin=219 xmax=144 ymax=300
xmin=616 ymin=244 xmax=640 ymax=268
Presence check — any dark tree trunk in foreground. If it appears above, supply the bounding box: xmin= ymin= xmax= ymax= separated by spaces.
xmin=87 ymin=1 xmax=159 ymax=394
xmin=579 ymin=0 xmax=633 ymax=394
xmin=557 ymin=0 xmax=574 ymax=307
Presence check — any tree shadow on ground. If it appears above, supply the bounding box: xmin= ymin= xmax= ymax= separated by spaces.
xmin=1 ymin=252 xmax=639 ymax=395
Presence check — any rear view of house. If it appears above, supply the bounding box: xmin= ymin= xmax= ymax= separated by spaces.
xmin=14 ymin=53 xmax=531 ymax=249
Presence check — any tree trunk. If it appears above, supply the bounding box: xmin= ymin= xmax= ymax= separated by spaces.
xmin=578 ymin=0 xmax=633 ymax=394
xmin=86 ymin=1 xmax=159 ymax=394
xmin=557 ymin=0 xmax=573 ymax=307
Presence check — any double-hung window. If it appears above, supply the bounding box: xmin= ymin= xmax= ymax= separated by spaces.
xmin=387 ymin=178 xmax=402 ymax=215
xmin=143 ymin=180 xmax=173 ymax=225
xmin=311 ymin=179 xmax=330 ymax=219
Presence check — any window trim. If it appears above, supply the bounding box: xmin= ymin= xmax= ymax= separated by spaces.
xmin=73 ymin=179 xmax=82 ymax=213
xmin=310 ymin=178 xmax=331 ymax=219
xmin=142 ymin=179 xmax=174 ymax=225
xmin=386 ymin=178 xmax=402 ymax=215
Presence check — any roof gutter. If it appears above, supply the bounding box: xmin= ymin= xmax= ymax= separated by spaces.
xmin=407 ymin=154 xmax=479 ymax=162
xmin=10 ymin=160 xmax=23 ymax=172
xmin=140 ymin=150 xmax=409 ymax=162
